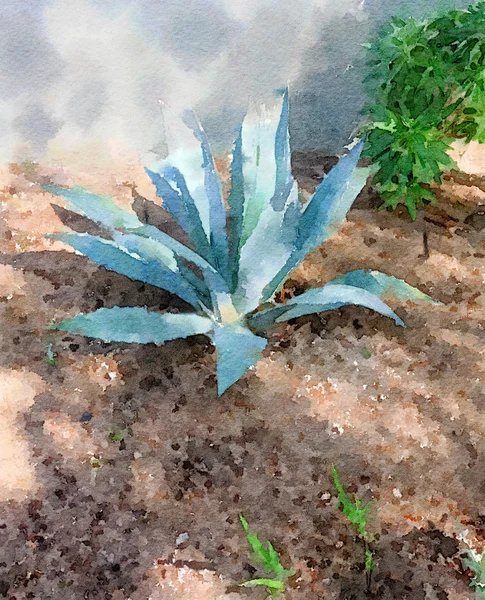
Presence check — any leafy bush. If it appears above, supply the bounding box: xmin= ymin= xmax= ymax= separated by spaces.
xmin=363 ymin=3 xmax=485 ymax=218
xmin=45 ymin=90 xmax=436 ymax=395
xmin=239 ymin=515 xmax=294 ymax=597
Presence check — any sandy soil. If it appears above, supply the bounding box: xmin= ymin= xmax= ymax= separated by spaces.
xmin=0 ymin=156 xmax=484 ymax=599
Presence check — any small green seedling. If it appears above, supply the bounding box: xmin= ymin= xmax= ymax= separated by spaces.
xmin=109 ymin=427 xmax=128 ymax=443
xmin=462 ymin=548 xmax=485 ymax=598
xmin=332 ymin=466 xmax=375 ymax=588
xmin=239 ymin=515 xmax=294 ymax=597
xmin=45 ymin=343 xmax=56 ymax=366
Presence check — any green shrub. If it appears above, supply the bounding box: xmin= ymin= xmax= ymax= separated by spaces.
xmin=45 ymin=90 xmax=437 ymax=395
xmin=363 ymin=3 xmax=485 ymax=218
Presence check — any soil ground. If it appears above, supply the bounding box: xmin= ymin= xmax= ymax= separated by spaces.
xmin=1 ymin=154 xmax=485 ymax=599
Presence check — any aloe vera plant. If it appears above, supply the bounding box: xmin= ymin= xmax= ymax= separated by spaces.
xmin=45 ymin=90 xmax=437 ymax=395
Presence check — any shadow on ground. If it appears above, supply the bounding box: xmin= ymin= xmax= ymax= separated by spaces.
xmin=0 ymin=162 xmax=482 ymax=599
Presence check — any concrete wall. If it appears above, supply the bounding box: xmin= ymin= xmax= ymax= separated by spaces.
xmin=1 ymin=0 xmax=473 ymax=163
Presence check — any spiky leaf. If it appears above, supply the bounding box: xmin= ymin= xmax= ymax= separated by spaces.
xmin=213 ymin=323 xmax=267 ymax=394
xmin=255 ymin=283 xmax=405 ymax=327
xmin=51 ymin=307 xmax=213 ymax=344
xmin=272 ymin=88 xmax=294 ymax=210
xmin=234 ymin=182 xmax=300 ymax=314
xmin=326 ymin=269 xmax=439 ymax=304
xmin=145 ymin=167 xmax=212 ymax=262
xmin=112 ymin=230 xmax=210 ymax=304
xmin=239 ymin=92 xmax=288 ymax=244
xmin=262 ymin=148 xmax=368 ymax=301
xmin=43 ymin=185 xmax=140 ymax=230
xmin=51 ymin=232 xmax=202 ymax=309
xmin=184 ymin=110 xmax=230 ymax=281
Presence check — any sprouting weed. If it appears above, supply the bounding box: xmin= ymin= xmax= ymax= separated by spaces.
xmin=332 ymin=466 xmax=375 ymax=588
xmin=332 ymin=466 xmax=371 ymax=538
xmin=45 ymin=343 xmax=56 ymax=366
xmin=239 ymin=515 xmax=294 ymax=597
xmin=462 ymin=547 xmax=485 ymax=597
xmin=109 ymin=427 xmax=128 ymax=442
xmin=364 ymin=547 xmax=376 ymax=574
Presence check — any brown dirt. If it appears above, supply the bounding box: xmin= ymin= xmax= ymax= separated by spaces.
xmin=0 ymin=158 xmax=484 ymax=599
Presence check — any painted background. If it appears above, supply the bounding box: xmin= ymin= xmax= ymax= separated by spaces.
xmin=2 ymin=0 xmax=473 ymax=163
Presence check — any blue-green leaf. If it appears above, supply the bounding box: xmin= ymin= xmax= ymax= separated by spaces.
xmin=240 ymin=93 xmax=287 ymax=244
xmin=184 ymin=111 xmax=230 ymax=282
xmin=212 ymin=323 xmax=267 ymax=395
xmin=51 ymin=307 xmax=213 ymax=344
xmin=272 ymin=88 xmax=294 ymax=211
xmin=122 ymin=224 xmax=231 ymax=304
xmin=148 ymin=102 xmax=212 ymax=234
xmin=262 ymin=147 xmax=368 ymax=301
xmin=266 ymin=283 xmax=405 ymax=326
xmin=45 ymin=184 xmax=230 ymax=312
xmin=111 ymin=230 xmax=211 ymax=306
xmin=145 ymin=167 xmax=212 ymax=262
xmin=112 ymin=230 xmax=178 ymax=270
xmin=248 ymin=305 xmax=293 ymax=332
xmin=326 ymin=269 xmax=439 ymax=304
xmin=229 ymin=90 xmax=295 ymax=296
xmin=51 ymin=232 xmax=202 ymax=309
xmin=227 ymin=125 xmax=245 ymax=292
xmin=43 ymin=185 xmax=141 ymax=230
xmin=233 ymin=182 xmax=300 ymax=314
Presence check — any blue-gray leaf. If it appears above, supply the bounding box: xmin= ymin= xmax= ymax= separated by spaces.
xmin=111 ymin=230 xmax=211 ymax=307
xmin=43 ymin=185 xmax=141 ymax=230
xmin=145 ymin=167 xmax=212 ymax=263
xmin=212 ymin=323 xmax=267 ymax=395
xmin=272 ymin=88 xmax=294 ymax=211
xmin=123 ymin=224 xmax=231 ymax=302
xmin=52 ymin=307 xmax=213 ymax=344
xmin=262 ymin=148 xmax=368 ymax=301
xmin=227 ymin=124 xmax=245 ymax=292
xmin=239 ymin=92 xmax=287 ymax=245
xmin=234 ymin=183 xmax=300 ymax=314
xmin=51 ymin=232 xmax=202 ymax=309
xmin=326 ymin=269 xmax=439 ymax=304
xmin=183 ymin=111 xmax=230 ymax=282
xmin=271 ymin=283 xmax=405 ymax=326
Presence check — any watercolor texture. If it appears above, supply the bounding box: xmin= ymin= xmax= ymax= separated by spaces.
xmin=2 ymin=1 xmax=485 ymax=599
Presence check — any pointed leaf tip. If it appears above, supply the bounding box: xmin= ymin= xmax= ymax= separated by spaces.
xmin=54 ymin=307 xmax=213 ymax=345
xmin=273 ymin=283 xmax=406 ymax=328
xmin=213 ymin=323 xmax=267 ymax=395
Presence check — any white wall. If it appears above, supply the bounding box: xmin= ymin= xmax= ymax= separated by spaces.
xmin=0 ymin=0 xmax=472 ymax=163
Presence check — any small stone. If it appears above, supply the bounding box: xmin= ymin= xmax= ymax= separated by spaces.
xmin=465 ymin=211 xmax=485 ymax=231
xmin=176 ymin=532 xmax=189 ymax=546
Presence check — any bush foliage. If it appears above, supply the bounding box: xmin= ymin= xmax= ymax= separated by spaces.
xmin=363 ymin=2 xmax=485 ymax=218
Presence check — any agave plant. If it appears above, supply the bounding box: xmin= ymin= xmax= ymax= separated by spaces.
xmin=44 ymin=90 xmax=437 ymax=395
